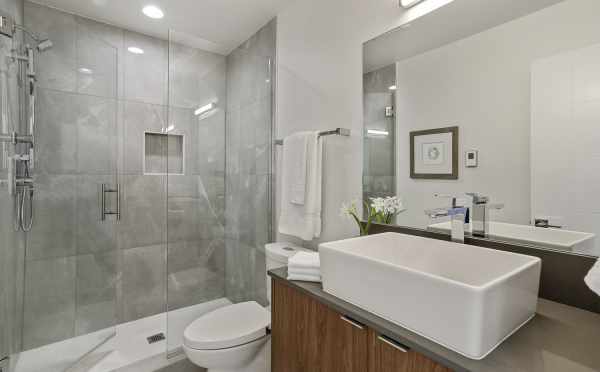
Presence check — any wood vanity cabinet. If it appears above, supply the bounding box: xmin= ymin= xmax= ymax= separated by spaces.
xmin=271 ymin=277 xmax=368 ymax=372
xmin=368 ymin=329 xmax=452 ymax=372
xmin=271 ymin=278 xmax=453 ymax=372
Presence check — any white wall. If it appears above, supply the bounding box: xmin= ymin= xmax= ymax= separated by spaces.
xmin=393 ymin=0 xmax=600 ymax=229
xmin=532 ymin=42 xmax=600 ymax=251
xmin=275 ymin=0 xmax=454 ymax=247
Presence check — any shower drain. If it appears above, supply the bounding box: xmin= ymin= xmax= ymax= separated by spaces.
xmin=147 ymin=333 xmax=166 ymax=344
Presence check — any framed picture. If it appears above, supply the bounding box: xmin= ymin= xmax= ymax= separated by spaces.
xmin=410 ymin=126 xmax=459 ymax=179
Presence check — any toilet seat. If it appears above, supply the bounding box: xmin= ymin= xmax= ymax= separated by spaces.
xmin=184 ymin=301 xmax=270 ymax=350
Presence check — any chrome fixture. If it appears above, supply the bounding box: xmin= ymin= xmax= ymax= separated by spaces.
xmin=0 ymin=13 xmax=53 ymax=231
xmin=425 ymin=194 xmax=468 ymax=243
xmin=466 ymin=193 xmax=504 ymax=237
xmin=534 ymin=218 xmax=562 ymax=229
xmin=274 ymin=127 xmax=350 ymax=145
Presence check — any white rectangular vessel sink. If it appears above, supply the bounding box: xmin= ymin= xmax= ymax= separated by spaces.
xmin=319 ymin=232 xmax=541 ymax=360
xmin=428 ymin=221 xmax=596 ymax=255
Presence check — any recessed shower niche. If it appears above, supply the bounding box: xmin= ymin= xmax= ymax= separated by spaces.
xmin=144 ymin=131 xmax=185 ymax=175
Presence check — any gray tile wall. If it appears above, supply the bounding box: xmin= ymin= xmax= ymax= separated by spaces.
xmin=20 ymin=1 xmax=227 ymax=351
xmin=225 ymin=19 xmax=275 ymax=305
xmin=363 ymin=64 xmax=396 ymax=206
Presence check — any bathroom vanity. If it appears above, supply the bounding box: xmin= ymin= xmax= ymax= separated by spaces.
xmin=269 ymin=267 xmax=600 ymax=372
xmin=270 ymin=272 xmax=451 ymax=372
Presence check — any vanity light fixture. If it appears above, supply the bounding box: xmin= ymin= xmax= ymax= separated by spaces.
xmin=400 ymin=0 xmax=426 ymax=8
xmin=128 ymin=46 xmax=144 ymax=54
xmin=367 ymin=129 xmax=389 ymax=136
xmin=142 ymin=5 xmax=164 ymax=19
xmin=194 ymin=102 xmax=216 ymax=116
xmin=389 ymin=85 xmax=397 ymax=91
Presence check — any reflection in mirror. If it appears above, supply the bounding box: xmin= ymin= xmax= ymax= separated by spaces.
xmin=362 ymin=0 xmax=600 ymax=257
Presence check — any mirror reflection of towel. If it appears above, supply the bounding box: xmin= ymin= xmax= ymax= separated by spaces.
xmin=585 ymin=259 xmax=600 ymax=296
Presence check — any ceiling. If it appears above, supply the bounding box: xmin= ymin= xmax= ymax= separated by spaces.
xmin=364 ymin=0 xmax=565 ymax=72
xmin=30 ymin=0 xmax=295 ymax=55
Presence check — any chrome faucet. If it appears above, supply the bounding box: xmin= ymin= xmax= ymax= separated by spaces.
xmin=425 ymin=195 xmax=469 ymax=243
xmin=466 ymin=193 xmax=504 ymax=238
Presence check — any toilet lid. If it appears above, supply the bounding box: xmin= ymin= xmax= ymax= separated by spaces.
xmin=183 ymin=301 xmax=270 ymax=350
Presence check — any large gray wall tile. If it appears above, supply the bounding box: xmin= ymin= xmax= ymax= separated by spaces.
xmin=76 ymin=24 xmax=118 ymax=98
xmin=24 ymin=1 xmax=77 ymax=92
xmin=35 ymin=89 xmax=79 ymax=174
xmin=118 ymin=175 xmax=166 ymax=250
xmin=26 ymin=174 xmax=77 ymax=260
xmin=121 ymin=245 xmax=166 ymax=322
xmin=123 ymin=31 xmax=167 ymax=105
xmin=76 ymin=95 xmax=117 ymax=174
xmin=75 ymin=251 xmax=118 ymax=335
xmin=224 ymin=19 xmax=275 ymax=305
xmin=23 ymin=256 xmax=76 ymax=349
xmin=169 ymin=43 xmax=226 ymax=110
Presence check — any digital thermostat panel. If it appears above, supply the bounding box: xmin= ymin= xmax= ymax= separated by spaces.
xmin=465 ymin=150 xmax=478 ymax=168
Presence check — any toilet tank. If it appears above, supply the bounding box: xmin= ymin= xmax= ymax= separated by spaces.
xmin=265 ymin=242 xmax=311 ymax=306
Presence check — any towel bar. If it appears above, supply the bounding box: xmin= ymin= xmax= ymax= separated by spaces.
xmin=274 ymin=127 xmax=350 ymax=145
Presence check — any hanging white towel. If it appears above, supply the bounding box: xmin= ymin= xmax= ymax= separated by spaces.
xmin=585 ymin=259 xmax=600 ymax=296
xmin=279 ymin=132 xmax=323 ymax=240
xmin=285 ymin=133 xmax=308 ymax=205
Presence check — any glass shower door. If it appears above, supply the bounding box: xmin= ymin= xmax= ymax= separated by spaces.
xmin=7 ymin=7 xmax=121 ymax=371
xmin=165 ymin=28 xmax=228 ymax=356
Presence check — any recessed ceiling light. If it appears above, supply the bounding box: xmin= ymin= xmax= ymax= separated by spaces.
xmin=389 ymin=85 xmax=397 ymax=91
xmin=142 ymin=5 xmax=164 ymax=19
xmin=128 ymin=46 xmax=144 ymax=54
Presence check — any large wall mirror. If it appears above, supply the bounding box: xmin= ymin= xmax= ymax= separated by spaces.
xmin=362 ymin=0 xmax=600 ymax=258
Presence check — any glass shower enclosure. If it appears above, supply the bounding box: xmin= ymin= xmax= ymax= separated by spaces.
xmin=0 ymin=2 xmax=276 ymax=372
xmin=0 ymin=2 xmax=120 ymax=370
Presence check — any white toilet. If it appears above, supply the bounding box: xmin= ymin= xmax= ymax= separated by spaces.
xmin=183 ymin=242 xmax=310 ymax=372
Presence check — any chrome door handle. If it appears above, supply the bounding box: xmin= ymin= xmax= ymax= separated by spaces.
xmin=378 ymin=335 xmax=409 ymax=353
xmin=340 ymin=315 xmax=364 ymax=330
xmin=101 ymin=183 xmax=120 ymax=221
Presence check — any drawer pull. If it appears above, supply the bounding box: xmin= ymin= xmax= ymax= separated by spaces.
xmin=340 ymin=315 xmax=364 ymax=330
xmin=378 ymin=335 xmax=409 ymax=353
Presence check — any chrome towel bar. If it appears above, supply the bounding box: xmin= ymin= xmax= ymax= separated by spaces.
xmin=274 ymin=127 xmax=350 ymax=145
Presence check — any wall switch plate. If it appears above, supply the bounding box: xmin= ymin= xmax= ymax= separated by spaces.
xmin=465 ymin=150 xmax=478 ymax=167
xmin=0 ymin=11 xmax=14 ymax=38
xmin=385 ymin=106 xmax=394 ymax=117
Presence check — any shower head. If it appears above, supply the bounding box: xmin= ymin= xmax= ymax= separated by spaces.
xmin=12 ymin=24 xmax=53 ymax=52
xmin=36 ymin=39 xmax=53 ymax=52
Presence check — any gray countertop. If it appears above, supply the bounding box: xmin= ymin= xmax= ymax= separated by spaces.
xmin=269 ymin=267 xmax=600 ymax=372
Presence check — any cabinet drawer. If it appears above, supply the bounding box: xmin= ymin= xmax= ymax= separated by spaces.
xmin=368 ymin=329 xmax=453 ymax=372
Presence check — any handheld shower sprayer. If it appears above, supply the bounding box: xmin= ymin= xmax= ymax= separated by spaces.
xmin=0 ymin=20 xmax=52 ymax=231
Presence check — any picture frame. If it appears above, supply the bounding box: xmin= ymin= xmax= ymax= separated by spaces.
xmin=410 ymin=126 xmax=459 ymax=180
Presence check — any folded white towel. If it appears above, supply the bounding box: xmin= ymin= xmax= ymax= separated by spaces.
xmin=288 ymin=252 xmax=320 ymax=269
xmin=288 ymin=267 xmax=321 ymax=277
xmin=585 ymin=259 xmax=600 ymax=296
xmin=279 ymin=131 xmax=323 ymax=240
xmin=287 ymin=273 xmax=322 ymax=283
